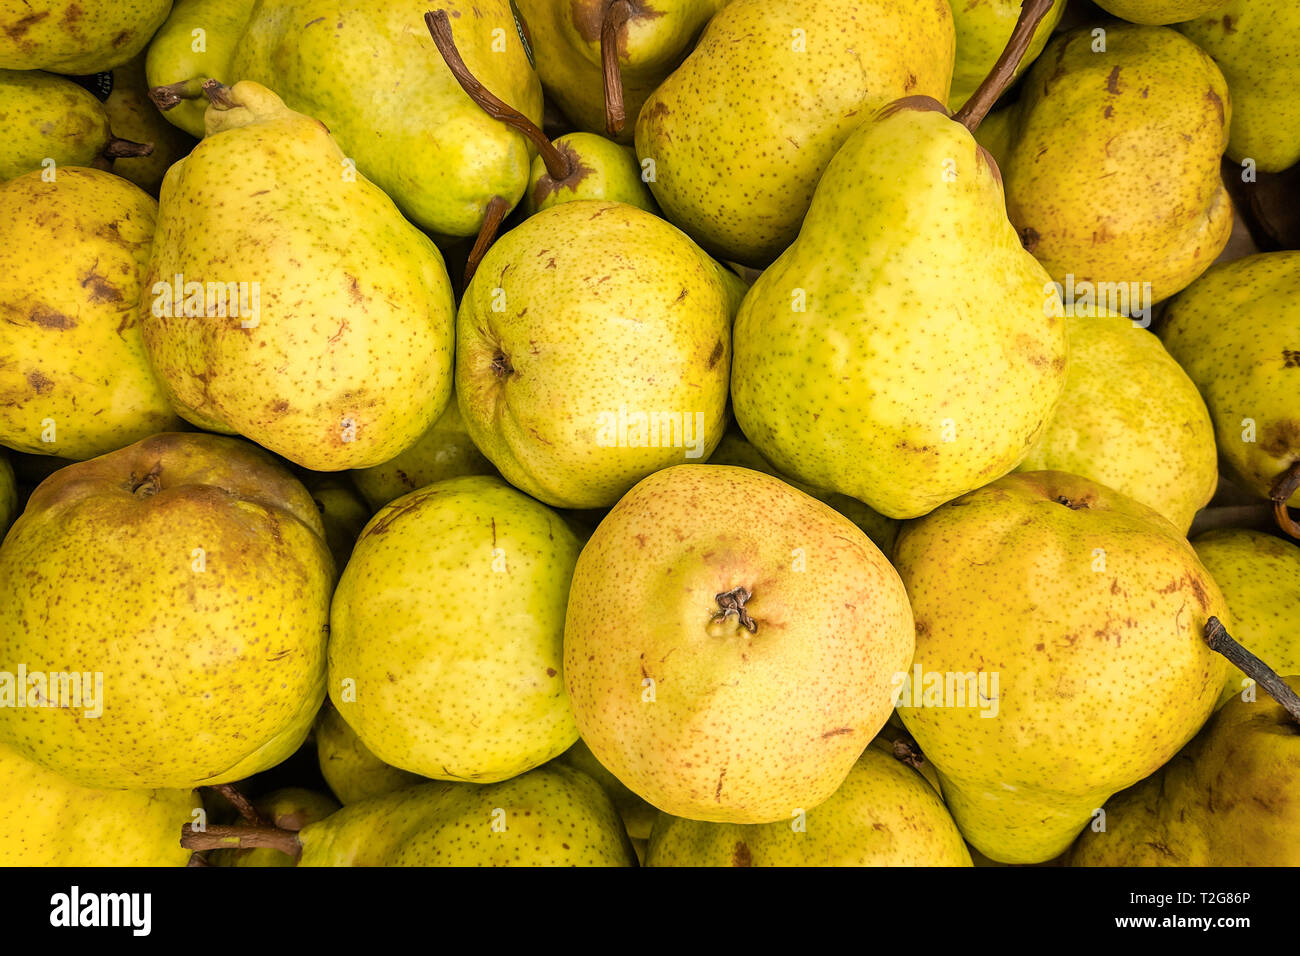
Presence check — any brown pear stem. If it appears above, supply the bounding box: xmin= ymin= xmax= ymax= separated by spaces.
xmin=201 ymin=79 xmax=237 ymax=110
xmin=424 ymin=9 xmax=571 ymax=180
xmin=1205 ymin=617 xmax=1300 ymax=724
xmin=953 ymin=0 xmax=1055 ymax=132
xmin=149 ymin=78 xmax=207 ymax=111
xmin=891 ymin=735 xmax=925 ymax=771
xmin=211 ymin=783 xmax=266 ymax=827
xmin=464 ymin=195 xmax=510 ymax=290
xmin=103 ymin=137 xmax=155 ymax=159
xmin=181 ymin=823 xmax=303 ymax=860
xmin=1270 ymin=461 xmax=1300 ymax=539
xmin=602 ymin=0 xmax=631 ymax=136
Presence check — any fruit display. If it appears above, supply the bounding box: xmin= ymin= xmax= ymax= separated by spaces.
xmin=0 ymin=0 xmax=1296 ymax=877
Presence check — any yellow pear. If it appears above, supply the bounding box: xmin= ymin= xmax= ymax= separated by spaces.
xmin=0 ymin=0 xmax=172 ymax=74
xmin=315 ymin=703 xmax=423 ymax=805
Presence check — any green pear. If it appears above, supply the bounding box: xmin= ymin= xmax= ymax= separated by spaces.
xmin=0 ymin=0 xmax=173 ymax=74
xmin=948 ymin=0 xmax=1066 ymax=112
xmin=210 ymin=788 xmax=340 ymax=868
xmin=732 ymin=102 xmax=1067 ymax=519
xmin=301 ymin=473 xmax=370 ymax=568
xmin=0 ymin=69 xmax=114 ymax=179
xmin=147 ymin=0 xmax=542 ymax=238
xmin=104 ymin=54 xmax=196 ymax=193
xmin=456 ymin=200 xmax=732 ymax=509
xmin=0 ymin=740 xmax=199 ymax=866
xmin=1193 ymin=530 xmax=1300 ymax=707
xmin=330 ymin=476 xmax=582 ymax=782
xmin=1070 ymin=677 xmax=1300 ymax=866
xmin=0 ymin=432 xmax=333 ymax=789
xmin=350 ymin=393 xmax=495 ymax=511
xmin=1178 ymin=2 xmax=1300 ymax=173
xmin=1091 ymin=0 xmax=1235 ymax=25
xmin=979 ymin=25 xmax=1232 ymax=305
xmin=1016 ymin=311 xmax=1218 ymax=533
xmin=564 ymin=465 xmax=915 ymax=824
xmin=1158 ymin=252 xmax=1299 ymax=514
xmin=525 ymin=132 xmax=657 ymax=215
xmin=636 ymin=0 xmax=955 ymax=266
xmin=0 ymin=167 xmax=180 ymax=459
xmin=0 ymin=453 xmax=16 ymax=535
xmin=556 ymin=738 xmax=658 ymax=841
xmin=315 ymin=702 xmax=424 ymax=805
xmin=141 ymin=81 xmax=455 ymax=471
xmin=895 ymin=471 xmax=1230 ymax=864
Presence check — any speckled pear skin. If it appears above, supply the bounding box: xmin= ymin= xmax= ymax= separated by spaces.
xmin=986 ymin=25 xmax=1232 ymax=305
xmin=1178 ymin=1 xmax=1300 ymax=173
xmin=563 ymin=465 xmax=915 ymax=824
xmin=1016 ymin=311 xmax=1217 ymax=533
xmin=141 ymin=81 xmax=455 ymax=471
xmin=456 ymin=200 xmax=732 ymax=510
xmin=315 ymin=703 xmax=424 ymax=805
xmin=212 ymin=788 xmax=339 ymax=868
xmin=1193 ymin=530 xmax=1300 ymax=708
xmin=0 ymin=168 xmax=180 ymax=459
xmin=635 ymin=0 xmax=955 ymax=267
xmin=0 ymin=0 xmax=173 ymax=73
xmin=526 ymin=133 xmax=658 ymax=215
xmin=894 ymin=471 xmax=1230 ymax=864
xmin=0 ymin=69 xmax=111 ymax=179
xmin=1158 ymin=252 xmax=1300 ymax=506
xmin=0 ymin=739 xmax=198 ymax=866
xmin=646 ymin=742 xmax=972 ymax=866
xmin=516 ymin=0 xmax=728 ymax=145
xmin=297 ymin=765 xmax=637 ymax=866
xmin=732 ymin=106 xmax=1068 ymax=520
xmin=1070 ymin=677 xmax=1300 ymax=866
xmin=1092 ymin=0 xmax=1234 ymax=26
xmin=947 ymin=0 xmax=1066 ymax=112
xmin=329 ymin=476 xmax=582 ymax=783
xmin=0 ymin=432 xmax=334 ymax=790
xmin=556 ymin=737 xmax=658 ymax=840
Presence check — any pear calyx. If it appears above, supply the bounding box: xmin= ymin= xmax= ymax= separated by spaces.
xmin=713 ymin=586 xmax=757 ymax=634
xmin=953 ymin=0 xmax=1057 ymax=133
xmin=129 ymin=464 xmax=162 ymax=498
xmin=1205 ymin=617 xmax=1300 ymax=724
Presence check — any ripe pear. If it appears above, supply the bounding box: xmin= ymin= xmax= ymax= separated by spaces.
xmin=564 ymin=465 xmax=915 ymax=824
xmin=1177 ymin=1 xmax=1300 ymax=173
xmin=330 ymin=476 xmax=582 ymax=782
xmin=895 ymin=471 xmax=1230 ymax=864
xmin=1092 ymin=0 xmax=1235 ymax=25
xmin=456 ymin=200 xmax=732 ymax=509
xmin=315 ymin=703 xmax=423 ymax=805
xmin=0 ymin=0 xmax=172 ymax=73
xmin=141 ymin=81 xmax=455 ymax=471
xmin=0 ymin=69 xmax=113 ymax=179
xmin=980 ymin=25 xmax=1232 ymax=305
xmin=732 ymin=103 xmax=1067 ymax=519
xmin=1070 ymin=677 xmax=1300 ymax=866
xmin=1016 ymin=311 xmax=1217 ymax=533
xmin=0 ymin=740 xmax=199 ymax=866
xmin=0 ymin=167 xmax=179 ymax=459
xmin=525 ymin=132 xmax=657 ymax=215
xmin=1158 ymin=252 xmax=1299 ymax=514
xmin=0 ymin=432 xmax=333 ymax=789
xmin=557 ymin=738 xmax=658 ymax=841
xmin=646 ymin=741 xmax=972 ymax=866
xmin=1193 ymin=530 xmax=1300 ymax=707
xmin=104 ymin=54 xmax=195 ymax=193
xmin=636 ymin=0 xmax=955 ymax=266
xmin=210 ymin=788 xmax=339 ymax=868
xmin=948 ymin=0 xmax=1066 ymax=112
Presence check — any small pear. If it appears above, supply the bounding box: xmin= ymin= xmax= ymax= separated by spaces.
xmin=0 ymin=69 xmax=113 ymax=179
xmin=525 ymin=132 xmax=657 ymax=215
xmin=210 ymin=788 xmax=340 ymax=868
xmin=315 ymin=703 xmax=423 ymax=806
xmin=947 ymin=0 xmax=1066 ymax=112
xmin=0 ymin=0 xmax=172 ymax=74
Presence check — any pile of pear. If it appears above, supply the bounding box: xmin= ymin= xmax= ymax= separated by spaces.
xmin=0 ymin=0 xmax=1298 ymax=868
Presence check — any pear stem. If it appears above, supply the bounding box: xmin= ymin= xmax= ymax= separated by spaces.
xmin=181 ymin=823 xmax=303 ymax=860
xmin=148 ymin=77 xmax=207 ymax=111
xmin=464 ymin=195 xmax=510 ymax=290
xmin=1205 ymin=616 xmax=1300 ymax=724
xmin=424 ymin=9 xmax=571 ymax=181
xmin=103 ymin=137 xmax=155 ymax=159
xmin=211 ymin=783 xmax=267 ymax=827
xmin=201 ymin=79 xmax=237 ymax=110
xmin=1270 ymin=461 xmax=1300 ymax=539
xmin=602 ymin=0 xmax=631 ymax=136
xmin=952 ymin=0 xmax=1055 ymax=133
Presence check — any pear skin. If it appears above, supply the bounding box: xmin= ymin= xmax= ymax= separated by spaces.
xmin=557 ymin=738 xmax=659 ymax=841
xmin=0 ymin=69 xmax=111 ymax=180
xmin=947 ymin=0 xmax=1066 ymax=112
xmin=315 ymin=703 xmax=423 ymax=806
xmin=0 ymin=454 xmax=15 ymax=534
xmin=0 ymin=0 xmax=173 ymax=74
xmin=1092 ymin=0 xmax=1244 ymax=26
xmin=526 ymin=132 xmax=657 ymax=215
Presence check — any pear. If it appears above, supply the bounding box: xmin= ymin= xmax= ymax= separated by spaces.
xmin=147 ymin=0 xmax=542 ymax=238
xmin=0 ymin=453 xmax=16 ymax=535
xmin=1070 ymin=677 xmax=1300 ymax=866
xmin=0 ymin=432 xmax=333 ymax=789
xmin=104 ymin=54 xmax=196 ymax=193
xmin=1178 ymin=2 xmax=1300 ymax=173
xmin=350 ymin=394 xmax=495 ymax=511
xmin=1016 ymin=311 xmax=1218 ymax=533
xmin=0 ymin=0 xmax=172 ymax=74
xmin=1092 ymin=0 xmax=1237 ymax=26
xmin=315 ymin=702 xmax=423 ymax=805
xmin=980 ymin=25 xmax=1232 ymax=305
xmin=0 ymin=69 xmax=131 ymax=180
xmin=330 ymin=476 xmax=582 ymax=782
xmin=525 ymin=132 xmax=657 ymax=215
xmin=1158 ymin=252 xmax=1300 ymax=526
xmin=948 ymin=0 xmax=1066 ymax=112
xmin=0 ymin=167 xmax=180 ymax=459
xmin=210 ymin=788 xmax=340 ymax=868
xmin=894 ymin=471 xmax=1230 ymax=863
xmin=564 ymin=465 xmax=914 ymax=824
xmin=301 ymin=473 xmax=369 ymax=568
xmin=1193 ymin=530 xmax=1300 ymax=707
xmin=184 ymin=765 xmax=638 ymax=866
xmin=646 ymin=741 xmax=972 ymax=866
xmin=456 ymin=200 xmax=732 ymax=509
xmin=0 ymin=740 xmax=199 ymax=866
xmin=557 ymin=738 xmax=658 ymax=841
xmin=141 ymin=81 xmax=456 ymax=471
xmin=636 ymin=0 xmax=955 ymax=266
